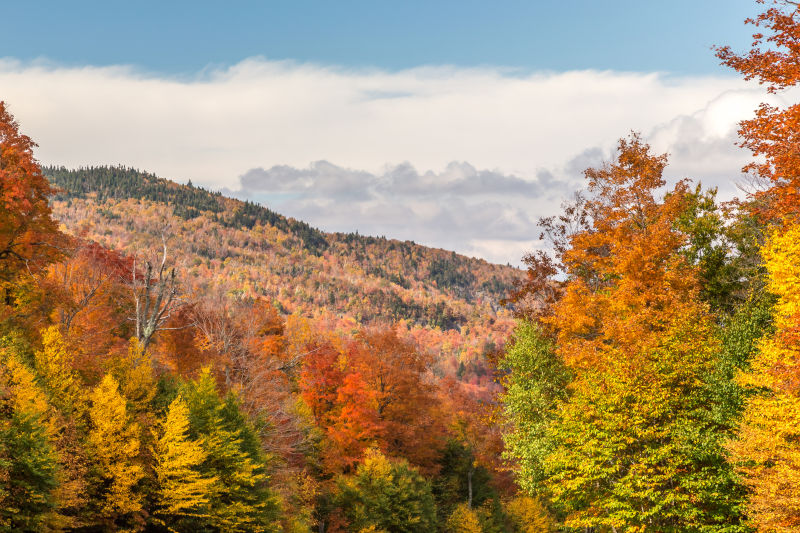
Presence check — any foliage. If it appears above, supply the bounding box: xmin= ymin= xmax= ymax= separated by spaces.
xmin=151 ymin=395 xmax=217 ymax=528
xmin=181 ymin=367 xmax=282 ymax=532
xmin=728 ymin=223 xmax=800 ymax=530
xmin=499 ymin=321 xmax=569 ymax=496
xmin=0 ymin=103 xmax=64 ymax=284
xmin=332 ymin=448 xmax=437 ymax=533
xmin=446 ymin=503 xmax=483 ymax=533
xmin=87 ymin=374 xmax=145 ymax=529
xmin=716 ymin=0 xmax=800 ymax=220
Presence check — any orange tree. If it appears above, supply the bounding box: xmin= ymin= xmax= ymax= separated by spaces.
xmin=716 ymin=0 xmax=800 ymax=220
xmin=501 ymin=135 xmax=749 ymax=531
xmin=0 ymin=102 xmax=63 ymax=284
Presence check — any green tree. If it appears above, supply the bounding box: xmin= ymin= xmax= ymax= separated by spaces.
xmin=499 ymin=321 xmax=569 ymax=496
xmin=181 ymin=367 xmax=281 ymax=532
xmin=0 ymin=354 xmax=59 ymax=532
xmin=333 ymin=448 xmax=437 ymax=533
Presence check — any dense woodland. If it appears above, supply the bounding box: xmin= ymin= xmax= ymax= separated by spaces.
xmin=3 ymin=1 xmax=800 ymax=531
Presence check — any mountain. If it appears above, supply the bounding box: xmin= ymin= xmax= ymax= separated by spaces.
xmin=45 ymin=165 xmax=521 ymax=383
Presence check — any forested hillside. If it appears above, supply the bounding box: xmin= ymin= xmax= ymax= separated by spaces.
xmin=45 ymin=165 xmax=521 ymax=385
xmin=4 ymin=2 xmax=800 ymax=532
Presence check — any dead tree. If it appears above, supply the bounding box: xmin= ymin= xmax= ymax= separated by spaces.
xmin=131 ymin=238 xmax=180 ymax=351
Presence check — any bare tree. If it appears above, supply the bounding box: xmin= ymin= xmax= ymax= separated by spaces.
xmin=131 ymin=237 xmax=180 ymax=351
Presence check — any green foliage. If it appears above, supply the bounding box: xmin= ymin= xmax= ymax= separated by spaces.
xmin=181 ymin=368 xmax=282 ymax=532
xmin=499 ymin=321 xmax=569 ymax=495
xmin=433 ymin=440 xmax=495 ymax=523
xmin=675 ymin=185 xmax=767 ymax=317
xmin=333 ymin=448 xmax=437 ymax=533
xmin=0 ymin=401 xmax=59 ymax=532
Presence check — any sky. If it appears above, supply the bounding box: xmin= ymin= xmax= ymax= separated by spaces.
xmin=0 ymin=1 xmax=776 ymax=265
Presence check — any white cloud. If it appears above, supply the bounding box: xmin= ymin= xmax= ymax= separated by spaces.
xmin=0 ymin=57 xmax=775 ymax=265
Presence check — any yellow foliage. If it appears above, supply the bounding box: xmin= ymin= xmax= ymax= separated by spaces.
xmin=729 ymin=223 xmax=800 ymax=530
xmin=4 ymin=352 xmax=50 ymax=420
xmin=88 ymin=374 xmax=144 ymax=521
xmin=34 ymin=326 xmax=85 ymax=418
xmin=446 ymin=503 xmax=483 ymax=533
xmin=152 ymin=395 xmax=217 ymax=521
xmin=110 ymin=338 xmax=156 ymax=414
xmin=505 ymin=496 xmax=555 ymax=533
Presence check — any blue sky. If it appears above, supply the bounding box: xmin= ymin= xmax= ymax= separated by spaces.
xmin=0 ymin=1 xmax=777 ymax=265
xmin=5 ymin=1 xmax=758 ymax=75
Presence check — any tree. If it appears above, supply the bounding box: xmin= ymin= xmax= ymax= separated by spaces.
xmin=715 ymin=0 xmax=800 ymax=220
xmin=332 ymin=448 xmax=437 ymax=533
xmin=33 ymin=326 xmax=85 ymax=421
xmin=87 ymin=374 xmax=144 ymax=529
xmin=446 ymin=503 xmax=483 ymax=533
xmin=728 ymin=223 xmax=800 ymax=529
xmin=499 ymin=321 xmax=569 ymax=497
xmin=131 ymin=238 xmax=180 ymax=351
xmin=0 ymin=102 xmax=64 ymax=285
xmin=501 ymin=135 xmax=749 ymax=530
xmin=504 ymin=496 xmax=555 ymax=533
xmin=0 ymin=353 xmax=59 ymax=531
xmin=181 ymin=367 xmax=282 ymax=532
xmin=151 ymin=395 xmax=217 ymax=529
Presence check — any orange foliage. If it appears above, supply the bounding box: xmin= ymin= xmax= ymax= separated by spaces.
xmin=300 ymin=328 xmax=446 ymax=474
xmin=0 ymin=102 xmax=64 ymax=283
xmin=546 ymin=134 xmax=699 ymax=370
xmin=716 ymin=1 xmax=800 ymax=219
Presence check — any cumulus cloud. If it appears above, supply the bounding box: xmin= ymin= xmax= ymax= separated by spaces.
xmin=0 ymin=57 xmax=778 ymax=264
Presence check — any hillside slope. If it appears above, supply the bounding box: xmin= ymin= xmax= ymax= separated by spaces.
xmin=45 ymin=166 xmax=521 ymax=381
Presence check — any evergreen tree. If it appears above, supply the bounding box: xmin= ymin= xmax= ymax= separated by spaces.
xmin=0 ymin=353 xmax=59 ymax=532
xmin=182 ymin=367 xmax=281 ymax=532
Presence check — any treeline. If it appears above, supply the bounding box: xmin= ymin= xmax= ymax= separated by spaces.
xmin=498 ymin=3 xmax=800 ymax=530
xmin=46 ymin=165 xmax=329 ymax=255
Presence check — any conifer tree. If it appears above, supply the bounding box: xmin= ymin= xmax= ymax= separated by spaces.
xmin=152 ymin=395 xmax=217 ymax=528
xmin=182 ymin=367 xmax=281 ymax=532
xmin=33 ymin=326 xmax=85 ymax=420
xmin=87 ymin=374 xmax=144 ymax=529
xmin=332 ymin=448 xmax=437 ymax=533
xmin=0 ymin=352 xmax=59 ymax=531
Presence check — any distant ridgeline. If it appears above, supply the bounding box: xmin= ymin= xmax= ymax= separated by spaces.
xmin=44 ymin=166 xmax=519 ymax=330
xmin=45 ymin=165 xmax=329 ymax=254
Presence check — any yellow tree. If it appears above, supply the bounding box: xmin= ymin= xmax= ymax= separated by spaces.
xmin=151 ymin=395 xmax=217 ymax=528
xmin=33 ymin=326 xmax=85 ymax=420
xmin=87 ymin=374 xmax=144 ymax=529
xmin=728 ymin=223 xmax=800 ymax=529
xmin=446 ymin=503 xmax=483 ymax=533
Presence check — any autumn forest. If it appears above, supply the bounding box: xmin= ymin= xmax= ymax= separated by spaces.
xmin=3 ymin=2 xmax=800 ymax=532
